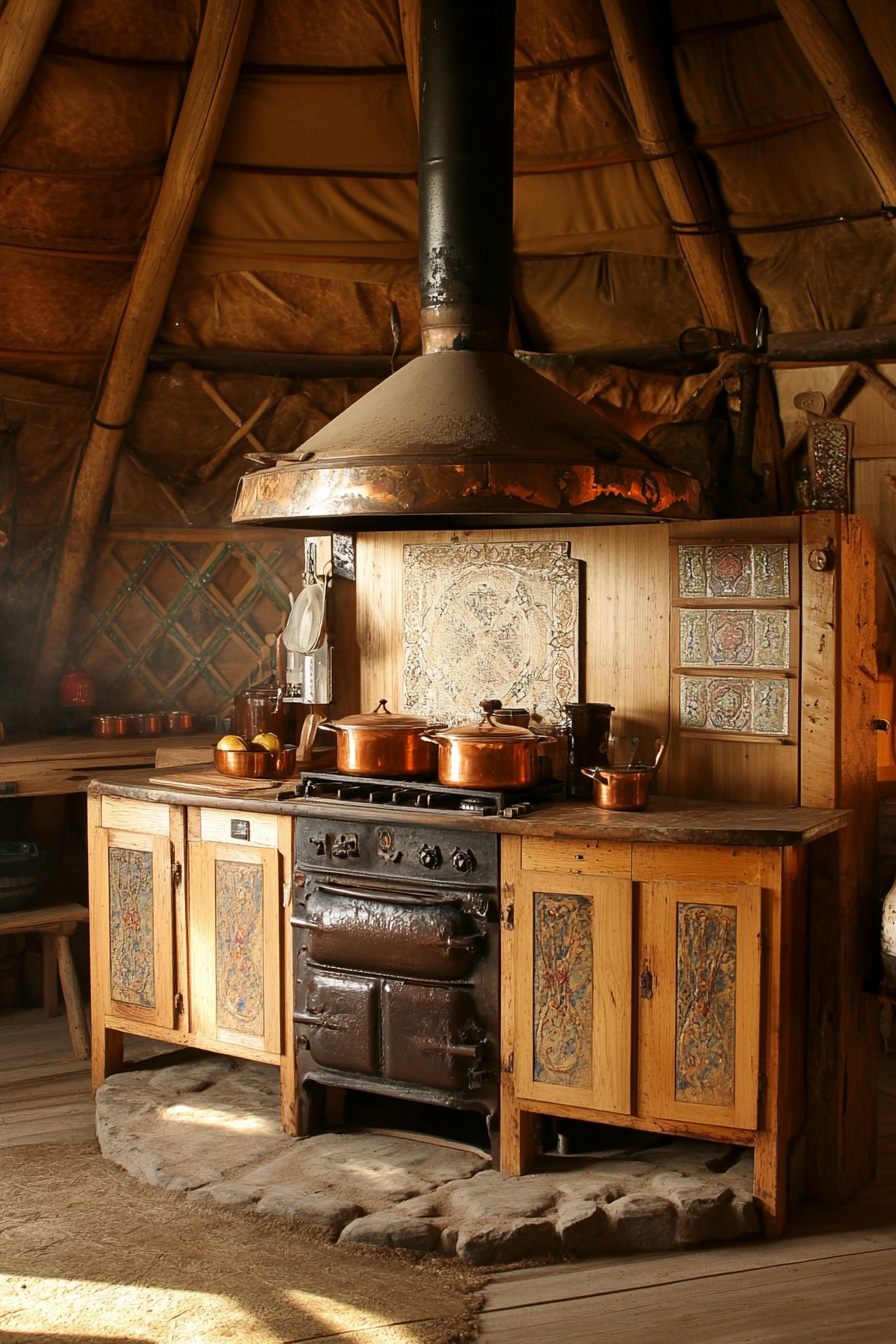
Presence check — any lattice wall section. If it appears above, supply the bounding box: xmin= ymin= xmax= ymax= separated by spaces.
xmin=70 ymin=531 xmax=306 ymax=716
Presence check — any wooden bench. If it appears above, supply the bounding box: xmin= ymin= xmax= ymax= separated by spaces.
xmin=0 ymin=903 xmax=90 ymax=1059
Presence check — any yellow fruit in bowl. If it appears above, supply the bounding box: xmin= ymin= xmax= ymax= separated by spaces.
xmin=217 ymin=734 xmax=247 ymax=751
xmin=252 ymin=731 xmax=282 ymax=752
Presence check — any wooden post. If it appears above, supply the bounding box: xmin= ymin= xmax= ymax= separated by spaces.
xmin=602 ymin=0 xmax=755 ymax=343
xmin=29 ymin=0 xmax=257 ymax=719
xmin=776 ymin=0 xmax=896 ymax=210
xmin=0 ymin=0 xmax=63 ymax=138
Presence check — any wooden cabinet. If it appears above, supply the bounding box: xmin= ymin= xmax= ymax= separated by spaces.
xmin=501 ymin=835 xmax=805 ymax=1235
xmin=88 ymin=793 xmax=297 ymax=1132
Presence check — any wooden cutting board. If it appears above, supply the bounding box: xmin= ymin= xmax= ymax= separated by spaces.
xmin=148 ymin=767 xmax=292 ymax=795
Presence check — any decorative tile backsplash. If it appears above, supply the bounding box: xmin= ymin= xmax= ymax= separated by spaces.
xmin=680 ymin=675 xmax=789 ymax=736
xmin=679 ymin=608 xmax=790 ymax=669
xmin=678 ymin=544 xmax=790 ymax=599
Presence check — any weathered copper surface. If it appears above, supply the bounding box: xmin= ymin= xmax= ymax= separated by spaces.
xmin=215 ymin=858 xmax=264 ymax=1037
xmin=675 ymin=901 xmax=737 ymax=1107
xmin=108 ymin=846 xmax=155 ymax=1008
xmin=533 ymin=889 xmax=592 ymax=1088
xmin=233 ymin=351 xmax=705 ymax=526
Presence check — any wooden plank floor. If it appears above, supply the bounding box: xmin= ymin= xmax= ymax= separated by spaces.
xmin=0 ymin=1006 xmax=179 ymax=1147
xmin=479 ymin=1052 xmax=896 ymax=1343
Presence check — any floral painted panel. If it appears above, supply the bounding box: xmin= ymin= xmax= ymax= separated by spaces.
xmin=215 ymin=859 xmax=264 ymax=1038
xmin=403 ymin=542 xmax=579 ymax=727
xmin=677 ymin=544 xmax=790 ymax=599
xmin=109 ymin=846 xmax=155 ymax=1008
xmin=533 ymin=891 xmax=592 ymax=1088
xmin=676 ymin=902 xmax=737 ymax=1107
xmin=679 ymin=609 xmax=789 ymax=669
xmin=679 ymin=676 xmax=789 ymax=735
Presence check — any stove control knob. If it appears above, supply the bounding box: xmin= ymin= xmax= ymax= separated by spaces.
xmin=451 ymin=847 xmax=476 ymax=873
xmin=331 ymin=833 xmax=358 ymax=859
xmin=418 ymin=843 xmax=441 ymax=870
xmin=309 ymin=836 xmax=326 ymax=856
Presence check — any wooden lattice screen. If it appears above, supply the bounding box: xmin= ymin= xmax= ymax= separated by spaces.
xmin=70 ymin=528 xmax=307 ymax=718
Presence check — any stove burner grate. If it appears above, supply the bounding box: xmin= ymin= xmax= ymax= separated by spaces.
xmin=297 ymin=770 xmax=562 ymax=816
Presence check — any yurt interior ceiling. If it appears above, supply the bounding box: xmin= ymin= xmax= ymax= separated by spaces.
xmin=3 ymin=0 xmax=896 ymax=727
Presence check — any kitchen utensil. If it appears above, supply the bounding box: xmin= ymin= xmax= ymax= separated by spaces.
xmin=318 ymin=700 xmax=439 ymax=777
xmin=0 ymin=842 xmax=48 ymax=913
xmin=283 ymin=581 xmax=332 ymax=704
xmin=91 ymin=714 xmax=130 ymax=738
xmin=581 ymin=737 xmax=666 ymax=811
xmin=422 ymin=699 xmax=556 ymax=790
xmin=564 ymin=702 xmax=614 ymax=798
xmin=162 ymin=711 xmax=195 ymax=734
xmin=298 ymin=710 xmax=324 ymax=761
xmin=213 ymin=744 xmax=297 ymax=779
xmin=232 ymin=681 xmax=284 ymax=744
xmin=128 ymin=712 xmax=163 ymax=736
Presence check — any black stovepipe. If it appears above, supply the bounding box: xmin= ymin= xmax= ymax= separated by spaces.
xmin=418 ymin=0 xmax=516 ymax=354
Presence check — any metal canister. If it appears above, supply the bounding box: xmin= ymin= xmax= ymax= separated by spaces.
xmin=564 ymin=702 xmax=614 ymax=798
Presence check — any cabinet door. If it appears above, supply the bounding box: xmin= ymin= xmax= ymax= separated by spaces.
xmin=638 ymin=880 xmax=761 ymax=1130
xmin=93 ymin=827 xmax=177 ymax=1031
xmin=189 ymin=839 xmax=281 ymax=1056
xmin=512 ymin=870 xmax=633 ymax=1116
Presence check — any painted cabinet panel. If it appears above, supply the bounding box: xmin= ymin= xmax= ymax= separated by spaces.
xmin=511 ymin=869 xmax=634 ymax=1117
xmin=189 ymin=839 xmax=282 ymax=1057
xmin=637 ymin=880 xmax=762 ymax=1131
xmin=93 ymin=826 xmax=176 ymax=1030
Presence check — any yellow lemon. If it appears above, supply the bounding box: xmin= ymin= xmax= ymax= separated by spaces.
xmin=217 ymin=734 xmax=247 ymax=751
xmin=252 ymin=731 xmax=282 ymax=752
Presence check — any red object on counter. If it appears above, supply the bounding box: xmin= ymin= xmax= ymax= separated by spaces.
xmin=59 ymin=670 xmax=96 ymax=708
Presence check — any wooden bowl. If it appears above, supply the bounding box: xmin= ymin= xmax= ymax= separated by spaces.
xmin=213 ymin=745 xmax=297 ymax=779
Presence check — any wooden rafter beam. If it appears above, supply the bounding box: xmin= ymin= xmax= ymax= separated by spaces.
xmin=0 ymin=0 xmax=63 ymax=138
xmin=776 ymin=0 xmax=896 ymax=209
xmin=28 ymin=0 xmax=258 ymax=720
xmin=601 ymin=0 xmax=755 ymax=344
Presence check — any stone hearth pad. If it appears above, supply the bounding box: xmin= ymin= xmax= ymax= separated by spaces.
xmin=96 ymin=1057 xmax=759 ymax=1265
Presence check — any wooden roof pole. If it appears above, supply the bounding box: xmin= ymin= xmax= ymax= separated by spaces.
xmin=28 ymin=0 xmax=257 ymax=719
xmin=0 ymin=0 xmax=63 ymax=138
xmin=776 ymin=0 xmax=896 ymax=208
xmin=601 ymin=0 xmax=755 ymax=344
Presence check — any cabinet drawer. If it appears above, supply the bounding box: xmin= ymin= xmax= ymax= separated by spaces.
xmin=102 ymin=797 xmax=170 ymax=836
xmin=520 ymin=837 xmax=631 ymax=877
xmin=198 ymin=808 xmax=278 ymax=849
xmin=632 ymin=844 xmax=766 ymax=885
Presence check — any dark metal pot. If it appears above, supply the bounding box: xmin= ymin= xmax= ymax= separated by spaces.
xmin=318 ymin=700 xmax=440 ymax=777
xmin=422 ymin=700 xmax=555 ymax=790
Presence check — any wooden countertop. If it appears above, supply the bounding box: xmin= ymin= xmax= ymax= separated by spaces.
xmin=87 ymin=770 xmax=852 ymax=846
xmin=0 ymin=734 xmax=218 ymax=797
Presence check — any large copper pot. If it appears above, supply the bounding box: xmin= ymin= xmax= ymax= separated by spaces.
xmin=318 ymin=700 xmax=440 ymax=777
xmin=422 ymin=700 xmax=556 ymax=790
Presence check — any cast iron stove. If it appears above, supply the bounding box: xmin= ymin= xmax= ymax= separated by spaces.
xmin=297 ymin=768 xmax=563 ymax=817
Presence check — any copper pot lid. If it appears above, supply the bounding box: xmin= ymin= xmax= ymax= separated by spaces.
xmin=332 ymin=699 xmax=431 ymax=730
xmin=432 ymin=699 xmax=537 ymax=741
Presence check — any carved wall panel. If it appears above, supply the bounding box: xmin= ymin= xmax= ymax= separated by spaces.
xmin=108 ymin=846 xmax=155 ymax=1008
xmin=215 ymin=858 xmax=265 ymax=1038
xmin=675 ymin=901 xmax=737 ymax=1108
xmin=533 ymin=889 xmax=592 ymax=1088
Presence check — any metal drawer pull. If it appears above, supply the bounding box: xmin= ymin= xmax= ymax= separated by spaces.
xmin=421 ymin=1043 xmax=482 ymax=1057
xmin=293 ymin=1012 xmax=325 ymax=1026
xmin=317 ymin=881 xmax=463 ymax=907
xmin=291 ymin=917 xmax=321 ymax=930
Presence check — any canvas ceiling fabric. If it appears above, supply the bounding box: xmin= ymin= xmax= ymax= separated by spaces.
xmin=1 ymin=0 xmax=896 ymax=376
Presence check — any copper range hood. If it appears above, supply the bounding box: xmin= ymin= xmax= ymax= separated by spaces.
xmin=232 ymin=0 xmax=704 ymax=529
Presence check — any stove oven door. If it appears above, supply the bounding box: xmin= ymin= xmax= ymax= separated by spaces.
xmin=382 ymin=980 xmax=486 ymax=1091
xmin=296 ymin=969 xmax=379 ymax=1075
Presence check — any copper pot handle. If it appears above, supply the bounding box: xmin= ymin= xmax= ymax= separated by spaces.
xmin=419 ymin=733 xmax=442 ymax=746
xmin=535 ymin=735 xmax=557 ymax=750
xmin=315 ymin=720 xmax=336 ymax=734
xmin=581 ymin=766 xmax=611 ymax=785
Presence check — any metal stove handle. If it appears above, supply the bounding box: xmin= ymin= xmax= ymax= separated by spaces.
xmin=316 ymin=881 xmax=463 ymax=907
xmin=421 ymin=1042 xmax=482 ymax=1057
xmin=294 ymin=1011 xmax=328 ymax=1026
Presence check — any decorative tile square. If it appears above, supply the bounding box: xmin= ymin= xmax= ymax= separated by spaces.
xmin=679 ymin=609 xmax=790 ymax=669
xmin=808 ymin=418 xmax=851 ymax=511
xmin=706 ymin=546 xmax=752 ymax=597
xmin=679 ymin=675 xmax=789 ymax=735
xmin=679 ymin=609 xmax=709 ymax=665
xmin=403 ymin=541 xmax=580 ymax=726
xmin=707 ymin=610 xmax=754 ymax=666
xmin=678 ymin=547 xmax=708 ymax=597
xmin=752 ymin=545 xmax=790 ymax=598
xmin=754 ymin=610 xmax=790 ymax=667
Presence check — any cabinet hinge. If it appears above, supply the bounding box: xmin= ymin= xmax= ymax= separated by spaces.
xmin=171 ymin=860 xmax=183 ymax=887
xmin=502 ymin=1052 xmax=514 ymax=1075
xmin=282 ymin=881 xmax=292 ymax=909
xmin=174 ymin=991 xmax=184 ymax=1015
xmin=639 ymin=965 xmax=654 ymax=999
xmin=501 ymin=903 xmax=514 ymax=931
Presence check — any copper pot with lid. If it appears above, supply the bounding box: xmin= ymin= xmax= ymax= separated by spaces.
xmin=318 ymin=700 xmax=441 ymax=777
xmin=422 ymin=699 xmax=556 ymax=790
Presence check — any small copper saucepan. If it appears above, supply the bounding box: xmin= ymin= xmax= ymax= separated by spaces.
xmin=581 ymin=737 xmax=666 ymax=811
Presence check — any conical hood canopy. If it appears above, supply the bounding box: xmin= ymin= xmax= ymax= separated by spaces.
xmin=232 ymin=350 xmax=704 ymax=527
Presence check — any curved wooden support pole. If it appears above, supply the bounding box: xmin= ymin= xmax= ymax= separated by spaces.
xmin=602 ymin=0 xmax=755 ymax=344
xmin=0 ymin=0 xmax=63 ymax=138
xmin=55 ymin=932 xmax=90 ymax=1060
xmin=29 ymin=0 xmax=257 ymax=720
xmin=776 ymin=0 xmax=896 ymax=209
